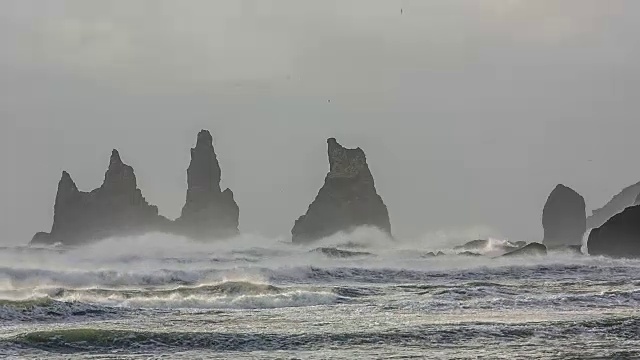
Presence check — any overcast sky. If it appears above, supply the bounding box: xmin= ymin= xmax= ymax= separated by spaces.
xmin=2 ymin=0 xmax=640 ymax=245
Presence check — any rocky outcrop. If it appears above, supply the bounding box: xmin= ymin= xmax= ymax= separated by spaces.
xmin=31 ymin=151 xmax=170 ymax=245
xmin=453 ymin=239 xmax=521 ymax=253
xmin=502 ymin=243 xmax=547 ymax=257
xmin=542 ymin=184 xmax=586 ymax=248
xmin=175 ymin=130 xmax=239 ymax=239
xmin=292 ymin=138 xmax=391 ymax=243
xmin=588 ymin=205 xmax=640 ymax=258
xmin=31 ymin=130 xmax=240 ymax=246
xmin=453 ymin=240 xmax=489 ymax=251
xmin=587 ymin=181 xmax=640 ymax=229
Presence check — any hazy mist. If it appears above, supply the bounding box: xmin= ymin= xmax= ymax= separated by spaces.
xmin=2 ymin=0 xmax=640 ymax=245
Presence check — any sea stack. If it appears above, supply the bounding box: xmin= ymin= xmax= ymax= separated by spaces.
xmin=175 ymin=130 xmax=239 ymax=239
xmin=588 ymin=205 xmax=640 ymax=258
xmin=31 ymin=150 xmax=169 ymax=245
xmin=291 ymin=138 xmax=391 ymax=243
xmin=542 ymin=184 xmax=586 ymax=248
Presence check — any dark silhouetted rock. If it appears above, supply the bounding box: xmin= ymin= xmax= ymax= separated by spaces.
xmin=31 ymin=232 xmax=52 ymax=245
xmin=588 ymin=205 xmax=640 ymax=258
xmin=542 ymin=184 xmax=586 ymax=248
xmin=503 ymin=243 xmax=547 ymax=257
xmin=311 ymin=247 xmax=373 ymax=258
xmin=453 ymin=240 xmax=488 ymax=251
xmin=31 ymin=151 xmax=170 ymax=245
xmin=175 ymin=130 xmax=239 ymax=239
xmin=588 ymin=181 xmax=640 ymax=229
xmin=512 ymin=241 xmax=527 ymax=248
xmin=458 ymin=251 xmax=482 ymax=257
xmin=291 ymin=138 xmax=391 ymax=243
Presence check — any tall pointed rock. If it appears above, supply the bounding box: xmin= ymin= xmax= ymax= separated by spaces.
xmin=31 ymin=151 xmax=169 ymax=245
xmin=542 ymin=184 xmax=586 ymax=248
xmin=176 ymin=130 xmax=239 ymax=239
xmin=292 ymin=138 xmax=391 ymax=243
xmin=32 ymin=171 xmax=83 ymax=244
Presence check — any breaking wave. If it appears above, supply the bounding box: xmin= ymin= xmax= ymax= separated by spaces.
xmin=0 ymin=298 xmax=122 ymax=322
xmin=0 ymin=281 xmax=343 ymax=322
xmin=2 ymin=229 xmax=640 ymax=324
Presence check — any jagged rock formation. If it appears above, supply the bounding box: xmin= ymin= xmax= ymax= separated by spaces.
xmin=502 ymin=243 xmax=548 ymax=257
xmin=588 ymin=205 xmax=640 ymax=258
xmin=175 ymin=130 xmax=239 ymax=239
xmin=31 ymin=150 xmax=170 ymax=245
xmin=542 ymin=184 xmax=586 ymax=248
xmin=292 ymin=138 xmax=391 ymax=243
xmin=587 ymin=181 xmax=640 ymax=229
xmin=31 ymin=130 xmax=240 ymax=245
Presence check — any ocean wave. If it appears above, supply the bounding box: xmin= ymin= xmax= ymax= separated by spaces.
xmin=387 ymin=285 xmax=640 ymax=313
xmin=0 ymin=298 xmax=122 ymax=322
xmin=0 ymin=281 xmax=342 ymax=318
xmin=50 ymin=281 xmax=341 ymax=310
xmin=2 ymin=258 xmax=639 ymax=295
xmin=5 ymin=316 xmax=640 ymax=355
xmin=53 ymin=281 xmax=283 ymax=299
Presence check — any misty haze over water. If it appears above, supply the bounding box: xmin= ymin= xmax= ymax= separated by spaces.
xmin=2 ymin=0 xmax=640 ymax=244
xmin=1 ymin=1 xmax=640 ymax=359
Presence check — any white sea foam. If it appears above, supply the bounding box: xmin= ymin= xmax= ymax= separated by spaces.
xmin=1 ymin=227 xmax=639 ymax=309
xmin=55 ymin=290 xmax=341 ymax=310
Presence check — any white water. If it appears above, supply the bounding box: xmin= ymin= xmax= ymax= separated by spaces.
xmin=1 ymin=228 xmax=639 ymax=358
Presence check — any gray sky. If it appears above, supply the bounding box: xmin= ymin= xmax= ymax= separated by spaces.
xmin=2 ymin=0 xmax=640 ymax=245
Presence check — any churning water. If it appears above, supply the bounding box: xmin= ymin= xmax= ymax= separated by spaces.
xmin=0 ymin=228 xmax=638 ymax=359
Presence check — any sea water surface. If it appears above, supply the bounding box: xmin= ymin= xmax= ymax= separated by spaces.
xmin=0 ymin=228 xmax=638 ymax=359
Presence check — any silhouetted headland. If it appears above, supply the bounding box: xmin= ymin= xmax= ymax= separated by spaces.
xmin=587 ymin=181 xmax=640 ymax=229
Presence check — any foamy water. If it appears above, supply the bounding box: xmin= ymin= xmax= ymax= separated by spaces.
xmin=0 ymin=228 xmax=639 ymax=359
